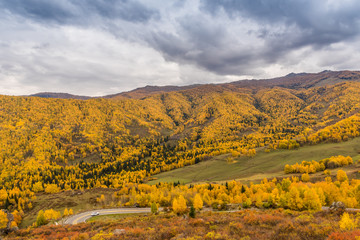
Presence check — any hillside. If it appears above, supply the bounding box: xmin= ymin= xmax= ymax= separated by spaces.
xmin=1 ymin=71 xmax=360 ymax=230
xmin=149 ymin=137 xmax=360 ymax=184
xmin=105 ymin=84 xmax=202 ymax=99
xmin=107 ymin=70 xmax=360 ymax=99
xmin=29 ymin=92 xmax=91 ymax=100
xmin=29 ymin=70 xmax=360 ymax=100
xmin=227 ymin=70 xmax=360 ymax=90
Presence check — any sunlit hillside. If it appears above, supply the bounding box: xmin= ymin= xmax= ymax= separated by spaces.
xmin=1 ymin=71 xmax=360 ymax=236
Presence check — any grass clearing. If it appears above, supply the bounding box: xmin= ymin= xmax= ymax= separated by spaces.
xmin=149 ymin=137 xmax=360 ymax=184
xmin=87 ymin=213 xmax=148 ymax=222
xmin=21 ymin=188 xmax=117 ymax=228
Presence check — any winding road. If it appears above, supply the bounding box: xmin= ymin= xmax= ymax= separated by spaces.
xmin=64 ymin=206 xmax=360 ymax=225
xmin=64 ymin=208 xmax=152 ymax=225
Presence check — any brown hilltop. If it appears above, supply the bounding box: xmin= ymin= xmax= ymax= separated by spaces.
xmin=106 ymin=70 xmax=360 ymax=99
xmin=29 ymin=92 xmax=91 ymax=100
xmin=104 ymin=84 xmax=202 ymax=99
xmin=28 ymin=70 xmax=360 ymax=100
xmin=228 ymin=70 xmax=360 ymax=90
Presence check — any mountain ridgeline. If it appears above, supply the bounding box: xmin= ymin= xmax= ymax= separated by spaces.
xmin=1 ymin=70 xmax=360 ymax=212
xmin=30 ymin=70 xmax=360 ymax=99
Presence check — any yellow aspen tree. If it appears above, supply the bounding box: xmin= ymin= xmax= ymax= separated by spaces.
xmin=336 ymin=170 xmax=348 ymax=182
xmin=32 ymin=182 xmax=44 ymax=192
xmin=11 ymin=210 xmax=22 ymax=226
xmin=339 ymin=212 xmax=357 ymax=230
xmin=173 ymin=195 xmax=187 ymax=215
xmin=45 ymin=184 xmax=60 ymax=194
xmin=97 ymin=194 xmax=106 ymax=204
xmin=287 ymin=187 xmax=303 ymax=210
xmin=0 ymin=211 xmax=8 ymax=229
xmin=36 ymin=210 xmax=46 ymax=227
xmin=172 ymin=198 xmax=179 ymax=212
xmin=301 ymin=173 xmax=310 ymax=182
xmin=303 ymin=189 xmax=322 ymax=210
xmin=44 ymin=209 xmax=61 ymax=221
xmin=63 ymin=208 xmax=69 ymax=217
xmin=193 ymin=194 xmax=203 ymax=211
xmin=0 ymin=189 xmax=8 ymax=204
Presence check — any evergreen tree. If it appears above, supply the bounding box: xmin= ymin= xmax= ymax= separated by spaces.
xmin=189 ymin=205 xmax=196 ymax=218
xmin=4 ymin=197 xmax=10 ymax=210
xmin=241 ymin=185 xmax=246 ymax=193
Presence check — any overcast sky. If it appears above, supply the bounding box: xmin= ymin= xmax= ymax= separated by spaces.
xmin=1 ymin=0 xmax=360 ymax=96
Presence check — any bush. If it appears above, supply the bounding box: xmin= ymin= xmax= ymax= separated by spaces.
xmin=339 ymin=213 xmax=357 ymax=230
xmin=242 ymin=198 xmax=252 ymax=209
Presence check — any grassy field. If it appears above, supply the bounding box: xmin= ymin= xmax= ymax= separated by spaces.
xmin=148 ymin=137 xmax=360 ymax=185
xmin=21 ymin=188 xmax=117 ymax=228
xmin=88 ymin=213 xmax=147 ymax=222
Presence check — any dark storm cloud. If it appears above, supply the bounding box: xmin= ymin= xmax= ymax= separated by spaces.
xmin=147 ymin=0 xmax=360 ymax=76
xmin=0 ymin=0 xmax=157 ymax=24
xmin=202 ymin=0 xmax=360 ymax=46
xmin=149 ymin=16 xmax=263 ymax=75
xmin=1 ymin=0 xmax=360 ymax=96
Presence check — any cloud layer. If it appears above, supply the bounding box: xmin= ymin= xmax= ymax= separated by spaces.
xmin=1 ymin=0 xmax=360 ymax=96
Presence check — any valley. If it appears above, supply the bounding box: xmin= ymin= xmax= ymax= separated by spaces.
xmin=1 ymin=71 xmax=360 ymax=239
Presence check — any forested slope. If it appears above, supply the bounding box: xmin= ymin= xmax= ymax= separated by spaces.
xmin=1 ymin=72 xmax=360 ymax=214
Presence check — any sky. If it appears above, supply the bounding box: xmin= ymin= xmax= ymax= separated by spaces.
xmin=1 ymin=0 xmax=360 ymax=96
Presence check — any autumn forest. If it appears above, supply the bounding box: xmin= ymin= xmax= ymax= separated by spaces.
xmin=1 ymin=71 xmax=360 ymax=239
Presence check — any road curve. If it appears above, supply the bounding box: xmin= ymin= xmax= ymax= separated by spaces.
xmin=64 ymin=208 xmax=152 ymax=225
xmin=322 ymin=206 xmax=360 ymax=212
xmin=64 ymin=206 xmax=360 ymax=225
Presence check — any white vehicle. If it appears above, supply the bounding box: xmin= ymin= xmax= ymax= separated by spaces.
xmin=91 ymin=212 xmax=100 ymax=216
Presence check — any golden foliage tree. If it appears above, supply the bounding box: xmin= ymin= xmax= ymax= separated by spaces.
xmin=0 ymin=210 xmax=8 ymax=229
xmin=339 ymin=212 xmax=357 ymax=230
xmin=336 ymin=170 xmax=348 ymax=182
xmin=173 ymin=195 xmax=187 ymax=215
xmin=193 ymin=194 xmax=203 ymax=211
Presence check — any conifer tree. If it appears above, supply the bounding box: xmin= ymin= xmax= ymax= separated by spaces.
xmin=189 ymin=205 xmax=196 ymax=218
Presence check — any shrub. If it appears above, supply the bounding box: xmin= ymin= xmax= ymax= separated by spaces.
xmin=339 ymin=213 xmax=357 ymax=230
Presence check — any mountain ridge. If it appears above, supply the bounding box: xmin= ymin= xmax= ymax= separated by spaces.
xmin=29 ymin=92 xmax=91 ymax=100
xmin=26 ymin=70 xmax=360 ymax=100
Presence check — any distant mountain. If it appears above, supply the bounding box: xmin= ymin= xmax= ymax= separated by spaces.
xmin=28 ymin=70 xmax=360 ymax=100
xmin=104 ymin=84 xmax=202 ymax=99
xmin=226 ymin=70 xmax=360 ymax=90
xmin=106 ymin=70 xmax=360 ymax=99
xmin=29 ymin=92 xmax=91 ymax=100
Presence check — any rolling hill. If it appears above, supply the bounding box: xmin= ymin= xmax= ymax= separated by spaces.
xmin=29 ymin=92 xmax=91 ymax=100
xmin=1 ymin=70 xmax=360 ymax=221
xmin=28 ymin=70 xmax=360 ymax=100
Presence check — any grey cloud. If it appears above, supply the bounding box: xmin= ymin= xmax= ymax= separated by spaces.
xmin=147 ymin=0 xmax=360 ymax=76
xmin=0 ymin=0 xmax=158 ymax=24
xmin=149 ymin=11 xmax=265 ymax=75
xmin=1 ymin=0 xmax=360 ymax=96
xmin=201 ymin=0 xmax=360 ymax=44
